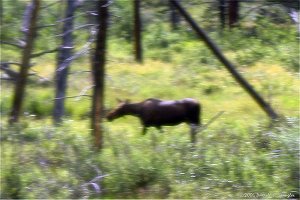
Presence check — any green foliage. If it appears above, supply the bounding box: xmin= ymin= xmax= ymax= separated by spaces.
xmin=2 ymin=165 xmax=22 ymax=199
xmin=25 ymin=91 xmax=53 ymax=117
xmin=1 ymin=121 xmax=98 ymax=199
xmin=109 ymin=0 xmax=133 ymax=41
xmin=1 ymin=0 xmax=26 ymax=41
xmin=215 ymin=18 xmax=299 ymax=70
xmin=1 ymin=0 xmax=299 ymax=199
xmin=1 ymin=118 xmax=298 ymax=199
xmin=65 ymin=99 xmax=90 ymax=119
xmin=102 ymin=118 xmax=299 ymax=199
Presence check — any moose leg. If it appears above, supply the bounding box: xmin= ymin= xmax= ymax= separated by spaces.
xmin=190 ymin=124 xmax=198 ymax=143
xmin=142 ymin=126 xmax=148 ymax=135
xmin=156 ymin=126 xmax=163 ymax=133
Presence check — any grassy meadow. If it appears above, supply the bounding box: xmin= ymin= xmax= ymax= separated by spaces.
xmin=1 ymin=6 xmax=299 ymax=199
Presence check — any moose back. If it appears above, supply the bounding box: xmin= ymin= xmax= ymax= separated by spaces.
xmin=106 ymin=98 xmax=201 ymax=143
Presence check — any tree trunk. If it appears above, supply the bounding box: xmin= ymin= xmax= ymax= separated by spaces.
xmin=53 ymin=0 xmax=76 ymax=124
xmin=228 ymin=0 xmax=239 ymax=28
xmin=219 ymin=0 xmax=226 ymax=29
xmin=91 ymin=0 xmax=109 ymax=150
xmin=133 ymin=0 xmax=142 ymax=63
xmin=9 ymin=0 xmax=40 ymax=124
xmin=169 ymin=0 xmax=180 ymax=30
xmin=170 ymin=0 xmax=279 ymax=120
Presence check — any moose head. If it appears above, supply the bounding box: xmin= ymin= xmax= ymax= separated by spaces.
xmin=106 ymin=99 xmax=131 ymax=121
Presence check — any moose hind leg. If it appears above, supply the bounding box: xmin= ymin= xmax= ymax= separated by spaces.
xmin=190 ymin=124 xmax=198 ymax=143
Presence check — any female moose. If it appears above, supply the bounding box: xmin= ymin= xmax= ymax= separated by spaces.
xmin=106 ymin=98 xmax=201 ymax=143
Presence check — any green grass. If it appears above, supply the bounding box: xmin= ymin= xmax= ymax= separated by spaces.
xmin=1 ymin=58 xmax=299 ymax=198
xmin=1 ymin=116 xmax=298 ymax=199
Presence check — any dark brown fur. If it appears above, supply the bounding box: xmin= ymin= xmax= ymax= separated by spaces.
xmin=106 ymin=98 xmax=201 ymax=143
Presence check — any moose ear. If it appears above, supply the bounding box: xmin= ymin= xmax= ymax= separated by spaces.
xmin=125 ymin=99 xmax=131 ymax=104
xmin=116 ymin=98 xmax=123 ymax=103
xmin=116 ymin=98 xmax=130 ymax=104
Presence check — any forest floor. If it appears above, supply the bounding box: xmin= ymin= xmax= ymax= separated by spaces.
xmin=1 ymin=57 xmax=299 ymax=198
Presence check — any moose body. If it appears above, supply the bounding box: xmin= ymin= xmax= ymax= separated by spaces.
xmin=106 ymin=98 xmax=201 ymax=143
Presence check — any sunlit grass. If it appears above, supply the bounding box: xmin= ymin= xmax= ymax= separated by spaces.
xmin=2 ymin=58 xmax=297 ymax=130
xmin=31 ymin=60 xmax=55 ymax=77
xmin=105 ymin=59 xmax=298 ymax=124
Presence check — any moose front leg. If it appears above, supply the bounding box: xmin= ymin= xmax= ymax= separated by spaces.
xmin=156 ymin=126 xmax=163 ymax=133
xmin=142 ymin=126 xmax=148 ymax=135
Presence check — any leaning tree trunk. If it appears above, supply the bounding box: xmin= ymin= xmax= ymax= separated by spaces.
xmin=53 ymin=0 xmax=76 ymax=124
xmin=133 ymin=0 xmax=142 ymax=63
xmin=9 ymin=0 xmax=40 ymax=124
xmin=170 ymin=0 xmax=279 ymax=120
xmin=91 ymin=0 xmax=109 ymax=150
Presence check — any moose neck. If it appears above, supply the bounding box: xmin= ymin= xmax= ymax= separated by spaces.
xmin=124 ymin=103 xmax=141 ymax=116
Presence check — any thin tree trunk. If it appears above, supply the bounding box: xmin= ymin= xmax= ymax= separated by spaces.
xmin=53 ymin=0 xmax=76 ymax=124
xmin=219 ymin=0 xmax=226 ymax=29
xmin=133 ymin=0 xmax=142 ymax=63
xmin=169 ymin=0 xmax=180 ymax=30
xmin=9 ymin=0 xmax=40 ymax=124
xmin=91 ymin=0 xmax=109 ymax=150
xmin=0 ymin=1 xmax=2 ymax=26
xmin=228 ymin=0 xmax=239 ymax=28
xmin=170 ymin=0 xmax=279 ymax=120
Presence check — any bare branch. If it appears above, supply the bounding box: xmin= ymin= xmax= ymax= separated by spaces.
xmin=0 ymin=63 xmax=19 ymax=80
xmin=69 ymin=70 xmax=91 ymax=75
xmin=0 ymin=41 xmax=24 ymax=49
xmin=56 ymin=31 xmax=96 ymax=72
xmin=36 ymin=24 xmax=56 ymax=29
xmin=30 ymin=47 xmax=59 ymax=58
xmin=199 ymin=111 xmax=225 ymax=133
xmin=0 ymin=62 xmax=51 ymax=83
xmin=88 ymin=163 xmax=102 ymax=175
xmin=56 ymin=10 xmax=99 ymax=25
xmin=29 ymin=72 xmax=53 ymax=83
xmin=81 ymin=172 xmax=109 ymax=197
xmin=86 ymin=10 xmax=98 ymax=16
xmin=41 ymin=0 xmax=60 ymax=9
xmin=53 ymin=85 xmax=94 ymax=101
xmin=54 ymin=24 xmax=97 ymax=73
xmin=54 ymin=95 xmax=92 ymax=100
xmin=56 ymin=12 xmax=86 ymax=23
xmin=78 ymin=85 xmax=95 ymax=98
xmin=0 ymin=62 xmax=22 ymax=66
xmin=0 ymin=77 xmax=16 ymax=81
xmin=0 ymin=61 xmax=35 ymax=68
xmin=88 ymin=174 xmax=109 ymax=184
xmin=56 ymin=24 xmax=96 ymax=37
xmin=3 ymin=62 xmax=36 ymax=68
xmin=102 ymin=0 xmax=113 ymax=7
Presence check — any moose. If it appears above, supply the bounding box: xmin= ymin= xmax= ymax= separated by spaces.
xmin=106 ymin=98 xmax=201 ymax=143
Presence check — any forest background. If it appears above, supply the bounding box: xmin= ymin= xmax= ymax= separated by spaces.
xmin=1 ymin=0 xmax=299 ymax=199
